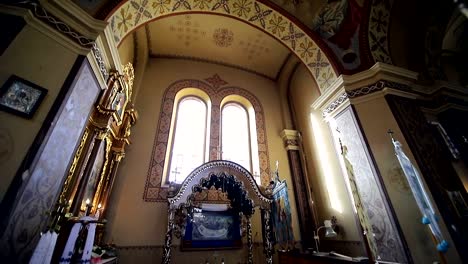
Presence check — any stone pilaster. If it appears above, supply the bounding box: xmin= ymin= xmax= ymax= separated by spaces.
xmin=281 ymin=129 xmax=316 ymax=249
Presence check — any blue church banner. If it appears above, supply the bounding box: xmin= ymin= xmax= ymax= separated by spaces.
xmin=271 ymin=181 xmax=294 ymax=249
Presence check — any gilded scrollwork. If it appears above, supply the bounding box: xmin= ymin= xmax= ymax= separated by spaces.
xmin=91 ymin=135 xmax=113 ymax=209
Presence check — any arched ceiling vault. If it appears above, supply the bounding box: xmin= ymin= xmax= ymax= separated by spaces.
xmin=105 ymin=0 xmax=339 ymax=92
xmin=143 ymin=13 xmax=292 ymax=81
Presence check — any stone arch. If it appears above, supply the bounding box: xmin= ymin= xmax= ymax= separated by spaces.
xmin=145 ymin=79 xmax=271 ymax=202
xmin=107 ymin=0 xmax=338 ymax=92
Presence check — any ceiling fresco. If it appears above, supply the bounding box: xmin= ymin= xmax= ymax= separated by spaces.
xmin=105 ymin=0 xmax=339 ymax=92
xmin=72 ymin=0 xmax=397 ymax=83
xmin=269 ymin=0 xmax=366 ymax=70
xmin=146 ymin=14 xmax=290 ymax=79
xmin=72 ymin=0 xmax=397 ymax=77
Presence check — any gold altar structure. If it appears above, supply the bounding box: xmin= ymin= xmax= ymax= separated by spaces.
xmin=49 ymin=63 xmax=138 ymax=259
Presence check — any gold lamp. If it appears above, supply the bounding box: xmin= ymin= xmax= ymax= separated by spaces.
xmin=313 ymin=220 xmax=337 ymax=252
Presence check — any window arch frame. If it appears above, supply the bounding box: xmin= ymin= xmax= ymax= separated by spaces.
xmin=145 ymin=79 xmax=270 ymax=202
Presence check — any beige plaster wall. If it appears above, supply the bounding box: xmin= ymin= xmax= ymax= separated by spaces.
xmin=117 ymin=33 xmax=134 ymax=67
xmin=354 ymin=94 xmax=461 ymax=263
xmin=105 ymin=58 xmax=301 ymax=262
xmin=0 ymin=24 xmax=77 ymax=202
xmin=288 ymin=65 xmax=363 ymax=255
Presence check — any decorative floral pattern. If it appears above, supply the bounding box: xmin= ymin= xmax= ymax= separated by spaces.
xmin=108 ymin=0 xmax=338 ymax=92
xmin=153 ymin=0 xmax=171 ymax=14
xmin=172 ymin=0 xmax=192 ymax=11
xmin=205 ymin=74 xmax=228 ymax=88
xmin=368 ymin=0 xmax=394 ymax=64
xmin=233 ymin=0 xmax=252 ymax=18
xmin=211 ymin=0 xmax=230 ymax=13
xmin=280 ymin=23 xmax=304 ymax=51
xmin=297 ymin=38 xmax=316 ymax=63
xmin=268 ymin=14 xmax=287 ymax=37
xmin=194 ymin=0 xmax=212 ymax=10
xmin=130 ymin=0 xmax=152 ymax=25
xmin=114 ymin=6 xmax=133 ymax=34
xmin=248 ymin=2 xmax=272 ymax=29
xmin=307 ymin=50 xmax=330 ymax=79
xmin=213 ymin=28 xmax=234 ymax=47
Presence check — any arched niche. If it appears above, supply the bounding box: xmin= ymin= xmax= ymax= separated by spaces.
xmin=162 ymin=160 xmax=274 ymax=264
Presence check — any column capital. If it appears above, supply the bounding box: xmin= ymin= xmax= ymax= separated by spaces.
xmin=280 ymin=129 xmax=300 ymax=150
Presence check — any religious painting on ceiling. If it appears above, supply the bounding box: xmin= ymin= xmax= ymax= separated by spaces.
xmin=271 ymin=181 xmax=294 ymax=250
xmin=270 ymin=0 xmax=364 ymax=70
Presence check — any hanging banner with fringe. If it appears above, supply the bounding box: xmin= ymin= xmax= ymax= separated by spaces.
xmin=391 ymin=135 xmax=448 ymax=253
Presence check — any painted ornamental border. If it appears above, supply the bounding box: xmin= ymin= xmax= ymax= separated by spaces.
xmin=144 ymin=77 xmax=271 ymax=202
xmin=106 ymin=0 xmax=338 ymax=92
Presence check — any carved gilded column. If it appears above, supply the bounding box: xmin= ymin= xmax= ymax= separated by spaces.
xmin=95 ymin=151 xmax=124 ymax=216
xmin=280 ymin=129 xmax=316 ymax=248
xmin=69 ymin=129 xmax=109 ymax=214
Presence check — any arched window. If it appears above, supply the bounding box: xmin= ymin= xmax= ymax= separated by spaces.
xmin=167 ymin=96 xmax=208 ymax=183
xmin=221 ymin=98 xmax=260 ymax=184
xmin=222 ymin=103 xmax=251 ymax=170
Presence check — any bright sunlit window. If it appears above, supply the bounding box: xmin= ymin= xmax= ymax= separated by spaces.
xmin=168 ymin=97 xmax=207 ymax=183
xmin=222 ymin=103 xmax=252 ymax=172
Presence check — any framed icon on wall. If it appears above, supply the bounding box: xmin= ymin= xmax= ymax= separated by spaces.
xmin=0 ymin=75 xmax=47 ymax=118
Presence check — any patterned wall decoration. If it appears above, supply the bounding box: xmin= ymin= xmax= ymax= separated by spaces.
xmin=368 ymin=0 xmax=394 ymax=64
xmin=108 ymin=0 xmax=338 ymax=92
xmin=145 ymin=76 xmax=270 ymax=202
xmin=204 ymin=73 xmax=228 ymax=88
xmin=167 ymin=15 xmax=207 ymax=48
xmin=239 ymin=33 xmax=270 ymax=61
xmin=0 ymin=60 xmax=101 ymax=261
xmin=335 ymin=107 xmax=408 ymax=263
xmin=213 ymin=28 xmax=234 ymax=47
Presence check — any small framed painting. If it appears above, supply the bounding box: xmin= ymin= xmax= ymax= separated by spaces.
xmin=0 ymin=75 xmax=47 ymax=118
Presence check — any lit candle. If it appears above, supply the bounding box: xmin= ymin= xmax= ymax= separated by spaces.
xmin=95 ymin=203 xmax=103 ymax=218
xmin=85 ymin=199 xmax=92 ymax=216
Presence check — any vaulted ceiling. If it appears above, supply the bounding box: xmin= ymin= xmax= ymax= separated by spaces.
xmin=75 ymin=0 xmax=468 ymax=86
xmin=145 ymin=14 xmax=290 ymax=80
